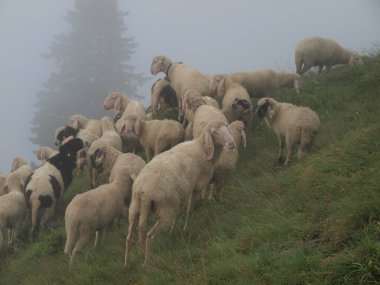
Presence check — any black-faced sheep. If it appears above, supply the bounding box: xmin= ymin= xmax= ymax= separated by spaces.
xmin=295 ymin=36 xmax=363 ymax=75
xmin=256 ymin=97 xmax=320 ymax=166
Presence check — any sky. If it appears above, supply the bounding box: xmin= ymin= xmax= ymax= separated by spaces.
xmin=0 ymin=0 xmax=379 ymax=172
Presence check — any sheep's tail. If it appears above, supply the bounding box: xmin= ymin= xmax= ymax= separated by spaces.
xmin=64 ymin=215 xmax=79 ymax=256
xmin=30 ymin=198 xmax=41 ymax=241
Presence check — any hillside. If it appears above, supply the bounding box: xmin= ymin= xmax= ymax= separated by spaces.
xmin=1 ymin=53 xmax=380 ymax=285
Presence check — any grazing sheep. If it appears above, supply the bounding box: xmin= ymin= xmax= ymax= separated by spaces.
xmin=64 ymin=155 xmax=146 ymax=266
xmin=0 ymin=173 xmax=27 ymax=249
xmin=151 ymin=55 xmax=210 ymax=121
xmin=25 ymin=138 xmax=84 ymax=240
xmin=86 ymin=116 xmax=123 ymax=187
xmin=36 ymin=146 xmax=59 ymax=162
xmin=104 ymin=92 xmax=146 ymax=153
xmin=222 ymin=69 xmax=301 ymax=97
xmin=256 ymin=97 xmax=320 ymax=166
xmin=209 ymin=120 xmax=246 ymax=201
xmin=68 ymin=114 xmax=102 ymax=137
xmin=150 ymin=78 xmax=178 ymax=119
xmin=124 ymin=120 xmax=236 ymax=266
xmin=295 ymin=36 xmax=363 ymax=75
xmin=210 ymin=74 xmax=253 ymax=133
xmin=120 ymin=114 xmax=185 ymax=161
xmin=11 ymin=156 xmax=28 ymax=172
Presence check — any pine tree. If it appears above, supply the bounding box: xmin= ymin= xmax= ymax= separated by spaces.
xmin=30 ymin=0 xmax=147 ymax=147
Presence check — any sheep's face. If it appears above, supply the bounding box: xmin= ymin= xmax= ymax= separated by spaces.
xmin=349 ymin=53 xmax=363 ymax=66
xmin=91 ymin=148 xmax=105 ymax=172
xmin=113 ymin=112 xmax=123 ymax=124
xmin=256 ymin=102 xmax=270 ymax=118
xmin=104 ymin=92 xmax=118 ymax=110
xmin=210 ymin=123 xmax=236 ymax=150
xmin=209 ymin=76 xmax=221 ymax=96
xmin=151 ymin=56 xmax=165 ymax=75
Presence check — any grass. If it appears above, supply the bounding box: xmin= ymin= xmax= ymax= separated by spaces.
xmin=1 ymin=54 xmax=380 ymax=284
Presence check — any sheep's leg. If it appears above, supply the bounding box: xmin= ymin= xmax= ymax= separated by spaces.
xmin=137 ymin=200 xmax=151 ymax=247
xmin=183 ymin=190 xmax=195 ymax=232
xmin=7 ymin=229 xmax=12 ymax=245
xmin=144 ymin=219 xmax=163 ymax=266
xmin=124 ymin=212 xmax=139 ymax=267
xmin=317 ymin=65 xmax=324 ymax=75
xmin=145 ymin=149 xmax=153 ymax=162
xmin=70 ymin=231 xmax=90 ymax=267
xmin=94 ymin=231 xmax=99 ymax=247
xmin=0 ymin=227 xmax=5 ymax=249
xmin=284 ymin=136 xmax=295 ymax=166
xmin=277 ymin=136 xmax=285 ymax=164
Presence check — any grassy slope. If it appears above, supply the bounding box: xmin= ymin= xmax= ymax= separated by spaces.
xmin=1 ymin=54 xmax=380 ymax=284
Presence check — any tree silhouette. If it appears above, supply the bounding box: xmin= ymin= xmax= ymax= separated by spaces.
xmin=30 ymin=0 xmax=147 ymax=147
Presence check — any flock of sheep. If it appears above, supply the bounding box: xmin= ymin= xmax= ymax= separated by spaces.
xmin=0 ymin=36 xmax=363 ymax=267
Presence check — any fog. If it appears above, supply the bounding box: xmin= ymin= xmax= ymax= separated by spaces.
xmin=0 ymin=0 xmax=379 ymax=172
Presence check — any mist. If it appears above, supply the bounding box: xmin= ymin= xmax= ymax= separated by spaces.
xmin=0 ymin=0 xmax=379 ymax=172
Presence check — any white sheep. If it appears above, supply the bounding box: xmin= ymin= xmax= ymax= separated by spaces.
xmin=150 ymin=78 xmax=178 ymax=119
xmin=11 ymin=156 xmax=28 ymax=172
xmin=119 ymin=114 xmax=185 ymax=161
xmin=68 ymin=114 xmax=102 ymax=137
xmin=36 ymin=146 xmax=59 ymax=162
xmin=210 ymin=74 xmax=253 ymax=133
xmin=256 ymin=97 xmax=320 ymax=166
xmin=295 ymin=36 xmax=363 ymax=75
xmin=0 ymin=173 xmax=27 ymax=249
xmin=124 ymin=120 xmax=236 ymax=266
xmin=151 ymin=55 xmax=210 ymax=121
xmin=209 ymin=120 xmax=246 ymax=201
xmin=104 ymin=92 xmax=146 ymax=153
xmin=25 ymin=138 xmax=84 ymax=240
xmin=64 ymin=154 xmax=146 ymax=266
xmin=86 ymin=116 xmax=122 ymax=187
xmin=223 ymin=69 xmax=301 ymax=97
xmin=54 ymin=125 xmax=99 ymax=147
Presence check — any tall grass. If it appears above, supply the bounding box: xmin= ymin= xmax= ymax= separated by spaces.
xmin=1 ymin=54 xmax=380 ymax=284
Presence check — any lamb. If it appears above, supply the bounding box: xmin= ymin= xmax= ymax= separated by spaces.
xmin=0 ymin=173 xmax=27 ymax=249
xmin=209 ymin=120 xmax=246 ymax=201
xmin=11 ymin=156 xmax=28 ymax=172
xmin=64 ymin=154 xmax=146 ymax=266
xmin=25 ymin=138 xmax=83 ymax=240
xmin=124 ymin=120 xmax=236 ymax=266
xmin=36 ymin=146 xmax=59 ymax=162
xmin=86 ymin=116 xmax=123 ymax=187
xmin=209 ymin=74 xmax=253 ymax=133
xmin=223 ymin=69 xmax=301 ymax=97
xmin=256 ymin=97 xmax=320 ymax=166
xmin=68 ymin=114 xmax=102 ymax=137
xmin=119 ymin=114 xmax=185 ymax=161
xmin=150 ymin=78 xmax=178 ymax=119
xmin=104 ymin=92 xmax=146 ymax=153
xmin=295 ymin=36 xmax=363 ymax=75
xmin=151 ymin=55 xmax=210 ymax=121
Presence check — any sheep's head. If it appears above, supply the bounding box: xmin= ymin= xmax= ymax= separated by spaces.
xmin=69 ymin=114 xmax=86 ymax=129
xmin=256 ymin=97 xmax=278 ymax=119
xmin=56 ymin=126 xmax=79 ymax=145
xmin=209 ymin=74 xmax=225 ymax=97
xmin=91 ymin=147 xmax=106 ymax=172
xmin=349 ymin=53 xmax=363 ymax=66
xmin=104 ymin=92 xmax=123 ymax=112
xmin=204 ymin=121 xmax=236 ymax=160
xmin=120 ymin=114 xmax=140 ymax=136
xmin=151 ymin=55 xmax=170 ymax=75
xmin=58 ymin=138 xmax=84 ymax=165
xmin=228 ymin=120 xmax=247 ymax=148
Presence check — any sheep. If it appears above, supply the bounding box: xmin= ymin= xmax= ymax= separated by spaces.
xmin=119 ymin=114 xmax=185 ymax=161
xmin=11 ymin=156 xmax=28 ymax=172
xmin=151 ymin=55 xmax=210 ymax=121
xmin=124 ymin=120 xmax=236 ymax=266
xmin=0 ymin=173 xmax=27 ymax=249
xmin=25 ymin=138 xmax=84 ymax=240
xmin=3 ymin=164 xmax=33 ymax=195
xmin=0 ymin=173 xmax=9 ymax=196
xmin=68 ymin=114 xmax=102 ymax=137
xmin=209 ymin=74 xmax=253 ymax=133
xmin=86 ymin=116 xmax=123 ymax=187
xmin=220 ymin=69 xmax=301 ymax=97
xmin=64 ymin=154 xmax=146 ymax=266
xmin=54 ymin=125 xmax=99 ymax=147
xmin=150 ymin=78 xmax=178 ymax=119
xmin=256 ymin=97 xmax=320 ymax=166
xmin=104 ymin=92 xmax=146 ymax=153
xmin=295 ymin=36 xmax=363 ymax=75
xmin=208 ymin=120 xmax=246 ymax=201
xmin=36 ymin=146 xmax=59 ymax=162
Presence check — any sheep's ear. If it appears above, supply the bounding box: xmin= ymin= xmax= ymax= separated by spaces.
xmin=129 ymin=173 xmax=137 ymax=182
xmin=294 ymin=78 xmax=300 ymax=94
xmin=134 ymin=118 xmax=140 ymax=135
xmin=114 ymin=96 xmax=122 ymax=112
xmin=217 ymin=77 xmax=226 ymax=97
xmin=204 ymin=128 xmax=215 ymax=160
xmin=71 ymin=119 xmax=79 ymax=129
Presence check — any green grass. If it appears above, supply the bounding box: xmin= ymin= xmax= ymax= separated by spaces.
xmin=1 ymin=54 xmax=380 ymax=284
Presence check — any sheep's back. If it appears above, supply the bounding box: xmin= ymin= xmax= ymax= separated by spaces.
xmin=193 ymin=105 xmax=227 ymax=138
